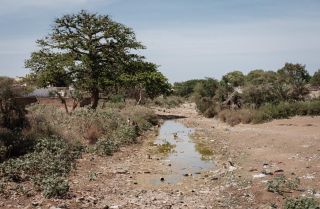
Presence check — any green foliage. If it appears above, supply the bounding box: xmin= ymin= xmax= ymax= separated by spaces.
xmin=95 ymin=137 xmax=119 ymax=156
xmin=310 ymin=69 xmax=320 ymax=87
xmin=0 ymin=77 xmax=27 ymax=129
xmin=0 ymin=136 xmax=83 ymax=198
xmin=252 ymin=100 xmax=320 ymax=123
xmin=25 ymin=11 xmax=170 ymax=108
xmin=277 ymin=63 xmax=311 ymax=100
xmin=193 ymin=78 xmax=219 ymax=98
xmin=109 ymin=94 xmax=125 ymax=103
xmin=266 ymin=175 xmax=300 ymax=195
xmin=120 ymin=61 xmax=171 ymax=103
xmin=242 ymin=84 xmax=277 ymax=107
xmin=222 ymin=71 xmax=245 ymax=88
xmin=40 ymin=175 xmax=70 ymax=198
xmin=0 ymin=130 xmax=34 ymax=162
xmin=284 ymin=197 xmax=320 ymax=209
xmin=173 ymin=79 xmax=204 ymax=97
xmin=246 ymin=70 xmax=277 ymax=85
xmin=193 ymin=78 xmax=220 ymax=117
xmin=157 ymin=142 xmax=175 ymax=154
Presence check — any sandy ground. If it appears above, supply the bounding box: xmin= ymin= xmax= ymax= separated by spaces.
xmin=1 ymin=103 xmax=320 ymax=208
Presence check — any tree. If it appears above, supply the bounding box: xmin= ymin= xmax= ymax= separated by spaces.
xmin=25 ymin=10 xmax=145 ymax=109
xmin=277 ymin=63 xmax=310 ymax=100
xmin=310 ymin=69 xmax=320 ymax=87
xmin=173 ymin=79 xmax=204 ymax=98
xmin=246 ymin=70 xmax=276 ymax=85
xmin=0 ymin=77 xmax=28 ymax=129
xmin=222 ymin=71 xmax=245 ymax=88
xmin=120 ymin=61 xmax=171 ymax=104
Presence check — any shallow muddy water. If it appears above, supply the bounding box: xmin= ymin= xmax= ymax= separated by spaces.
xmin=148 ymin=120 xmax=214 ymax=185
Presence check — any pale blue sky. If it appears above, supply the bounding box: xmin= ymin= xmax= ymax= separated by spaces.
xmin=0 ymin=0 xmax=320 ymax=82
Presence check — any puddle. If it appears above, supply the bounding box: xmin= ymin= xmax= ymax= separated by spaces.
xmin=147 ymin=120 xmax=214 ymax=185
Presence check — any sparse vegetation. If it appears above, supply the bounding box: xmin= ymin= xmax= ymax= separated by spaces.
xmin=267 ymin=175 xmax=300 ymax=195
xmin=151 ymin=96 xmax=184 ymax=108
xmin=157 ymin=142 xmax=176 ymax=154
xmin=0 ymin=136 xmax=82 ymax=198
xmin=284 ymin=197 xmax=320 ymax=209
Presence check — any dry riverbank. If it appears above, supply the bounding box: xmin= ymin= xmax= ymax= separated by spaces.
xmin=1 ymin=103 xmax=319 ymax=208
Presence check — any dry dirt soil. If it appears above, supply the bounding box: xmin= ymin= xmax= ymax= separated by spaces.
xmin=1 ymin=103 xmax=320 ymax=209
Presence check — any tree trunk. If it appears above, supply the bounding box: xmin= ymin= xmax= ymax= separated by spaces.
xmin=55 ymin=91 xmax=69 ymax=115
xmin=136 ymin=89 xmax=142 ymax=105
xmin=91 ymin=88 xmax=99 ymax=109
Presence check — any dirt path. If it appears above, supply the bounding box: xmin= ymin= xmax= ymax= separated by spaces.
xmin=6 ymin=103 xmax=320 ymax=209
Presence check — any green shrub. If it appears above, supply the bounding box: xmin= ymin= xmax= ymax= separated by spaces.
xmin=0 ymin=129 xmax=35 ymax=162
xmin=195 ymin=97 xmax=214 ymax=116
xmin=113 ymin=125 xmax=138 ymax=144
xmin=109 ymin=94 xmax=125 ymax=103
xmin=267 ymin=175 xmax=300 ymax=195
xmin=253 ymin=100 xmax=320 ymax=123
xmin=0 ymin=136 xmax=82 ymax=197
xmin=95 ymin=138 xmax=119 ymax=156
xmin=40 ymin=175 xmax=69 ymax=198
xmin=284 ymin=197 xmax=320 ymax=209
xmin=120 ymin=105 xmax=158 ymax=131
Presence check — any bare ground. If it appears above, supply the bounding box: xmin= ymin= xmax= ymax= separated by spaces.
xmin=1 ymin=103 xmax=320 ymax=209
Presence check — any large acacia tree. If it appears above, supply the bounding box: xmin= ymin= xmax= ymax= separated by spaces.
xmin=26 ymin=10 xmax=148 ymax=109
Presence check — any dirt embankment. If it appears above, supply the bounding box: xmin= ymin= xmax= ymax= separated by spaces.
xmin=1 ymin=103 xmax=319 ymax=209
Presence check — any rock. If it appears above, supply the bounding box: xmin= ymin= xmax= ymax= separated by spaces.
xmin=249 ymin=168 xmax=258 ymax=172
xmin=160 ymin=177 xmax=165 ymax=181
xmin=253 ymin=173 xmax=267 ymax=178
xmin=262 ymin=169 xmax=273 ymax=175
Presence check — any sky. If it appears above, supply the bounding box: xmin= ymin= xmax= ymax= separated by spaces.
xmin=0 ymin=0 xmax=320 ymax=82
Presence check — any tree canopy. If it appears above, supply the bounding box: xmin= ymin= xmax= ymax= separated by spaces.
xmin=310 ymin=69 xmax=320 ymax=87
xmin=25 ymin=10 xmax=170 ymax=109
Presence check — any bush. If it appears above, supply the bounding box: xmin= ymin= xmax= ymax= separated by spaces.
xmin=195 ymin=97 xmax=214 ymax=116
xmin=40 ymin=175 xmax=70 ymax=198
xmin=120 ymin=105 xmax=158 ymax=131
xmin=152 ymin=96 xmax=184 ymax=108
xmin=252 ymin=100 xmax=320 ymax=123
xmin=0 ymin=136 xmax=82 ymax=197
xmin=218 ymin=109 xmax=255 ymax=126
xmin=284 ymin=197 xmax=320 ymax=209
xmin=267 ymin=175 xmax=300 ymax=195
xmin=0 ymin=129 xmax=34 ymax=162
xmin=95 ymin=137 xmax=119 ymax=156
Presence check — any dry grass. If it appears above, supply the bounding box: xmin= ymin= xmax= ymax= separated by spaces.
xmin=218 ymin=109 xmax=256 ymax=126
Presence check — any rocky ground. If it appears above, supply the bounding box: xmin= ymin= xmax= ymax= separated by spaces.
xmin=1 ymin=103 xmax=320 ymax=209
